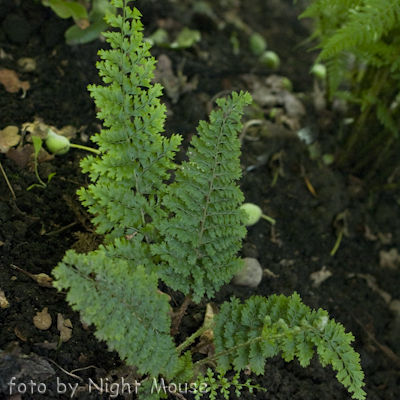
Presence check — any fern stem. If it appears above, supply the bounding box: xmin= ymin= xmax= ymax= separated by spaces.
xmin=176 ymin=321 xmax=215 ymax=354
xmin=338 ymin=65 xmax=390 ymax=165
xmin=171 ymin=293 xmax=192 ymax=336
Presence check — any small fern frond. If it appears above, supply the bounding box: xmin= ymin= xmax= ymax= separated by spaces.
xmin=52 ymin=249 xmax=179 ymax=378
xmin=192 ymin=369 xmax=265 ymax=400
xmin=213 ymin=293 xmax=366 ymax=399
xmin=79 ymin=0 xmax=182 ymax=239
xmin=151 ymin=91 xmax=252 ymax=302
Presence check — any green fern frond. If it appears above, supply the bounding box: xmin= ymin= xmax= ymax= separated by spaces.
xmin=317 ymin=0 xmax=400 ymax=62
xmin=213 ymin=293 xmax=366 ymax=399
xmin=78 ymin=0 xmax=182 ymax=239
xmin=151 ymin=91 xmax=252 ymax=302
xmin=376 ymin=99 xmax=398 ymax=136
xmin=52 ymin=250 xmax=179 ymax=378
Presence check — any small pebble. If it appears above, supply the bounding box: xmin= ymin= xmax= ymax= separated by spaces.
xmin=232 ymin=257 xmax=263 ymax=287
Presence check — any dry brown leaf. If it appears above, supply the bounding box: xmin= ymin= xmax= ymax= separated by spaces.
xmin=354 ymin=273 xmax=392 ymax=304
xmin=0 ymin=288 xmax=9 ymax=308
xmin=0 ymin=68 xmax=30 ymax=93
xmin=33 ymin=307 xmax=52 ymax=330
xmin=6 ymin=144 xmax=34 ymax=168
xmin=378 ymin=232 xmax=392 ymax=245
xmin=11 ymin=264 xmax=53 ymax=288
xmin=23 ymin=118 xmax=49 ymax=140
xmin=14 ymin=325 xmax=28 ymax=341
xmin=379 ymin=248 xmax=400 ymax=269
xmin=0 ymin=125 xmax=21 ymax=153
xmin=193 ymin=303 xmax=217 ymax=357
xmin=8 ymin=393 xmax=22 ymax=400
xmin=153 ymin=54 xmax=198 ymax=103
xmin=17 ymin=57 xmax=37 ymax=72
xmin=57 ymin=313 xmax=73 ymax=342
xmin=310 ymin=266 xmax=332 ymax=287
xmin=23 ymin=118 xmax=78 ymax=142
xmin=75 ymin=18 xmax=90 ymax=30
xmin=364 ymin=224 xmax=378 ymax=241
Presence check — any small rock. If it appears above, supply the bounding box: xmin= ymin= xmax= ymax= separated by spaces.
xmin=232 ymin=257 xmax=263 ymax=287
xmin=33 ymin=307 xmax=52 ymax=330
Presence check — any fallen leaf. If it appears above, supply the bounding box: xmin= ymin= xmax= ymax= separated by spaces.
xmin=17 ymin=57 xmax=37 ymax=72
xmin=57 ymin=313 xmax=73 ymax=342
xmin=0 ymin=289 xmax=10 ymax=308
xmin=6 ymin=144 xmax=34 ymax=168
xmin=14 ymin=325 xmax=28 ymax=341
xmin=0 ymin=68 xmax=30 ymax=93
xmin=263 ymin=268 xmax=279 ymax=278
xmin=75 ymin=18 xmax=90 ymax=30
xmin=354 ymin=273 xmax=392 ymax=304
xmin=379 ymin=248 xmax=400 ymax=269
xmin=364 ymin=224 xmax=378 ymax=241
xmin=378 ymin=232 xmax=392 ymax=245
xmin=389 ymin=299 xmax=400 ymax=317
xmin=33 ymin=307 xmax=52 ymax=330
xmin=11 ymin=264 xmax=53 ymax=288
xmin=0 ymin=125 xmax=21 ymax=153
xmin=153 ymin=54 xmax=198 ymax=103
xmin=194 ymin=303 xmax=217 ymax=357
xmin=310 ymin=266 xmax=332 ymax=287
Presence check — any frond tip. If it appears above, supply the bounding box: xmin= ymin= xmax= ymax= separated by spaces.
xmin=151 ymin=91 xmax=252 ymax=302
xmin=213 ymin=293 xmax=366 ymax=399
xmin=53 ymin=250 xmax=179 ymax=378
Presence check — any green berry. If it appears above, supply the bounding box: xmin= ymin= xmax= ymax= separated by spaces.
xmin=45 ymin=129 xmax=70 ymax=155
xmin=249 ymin=33 xmax=267 ymax=56
xmin=241 ymin=203 xmax=263 ymax=226
xmin=259 ymin=51 xmax=280 ymax=69
xmin=311 ymin=63 xmax=326 ymax=80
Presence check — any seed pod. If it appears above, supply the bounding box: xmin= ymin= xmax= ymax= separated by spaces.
xmin=250 ymin=33 xmax=267 ymax=56
xmin=45 ymin=129 xmax=70 ymax=155
xmin=259 ymin=51 xmax=280 ymax=70
xmin=311 ymin=63 xmax=326 ymax=80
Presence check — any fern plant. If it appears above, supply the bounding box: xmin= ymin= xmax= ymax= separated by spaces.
xmin=299 ymin=0 xmax=400 ymax=182
xmin=53 ymin=0 xmax=366 ymax=399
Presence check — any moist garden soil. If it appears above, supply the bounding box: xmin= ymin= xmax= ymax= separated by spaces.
xmin=1 ymin=0 xmax=400 ymax=399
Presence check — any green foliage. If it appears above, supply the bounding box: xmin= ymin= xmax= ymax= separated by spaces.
xmin=300 ymin=0 xmax=400 ymax=181
xmin=53 ymin=1 xmax=366 ymax=399
xmin=26 ymin=135 xmax=56 ymax=190
xmin=42 ymin=0 xmax=88 ymax=20
xmin=213 ymin=293 xmax=366 ymax=399
xmin=53 ymin=250 xmax=180 ymax=378
xmin=192 ymin=368 xmax=264 ymax=400
xmin=151 ymin=92 xmax=251 ymax=302
xmin=41 ymin=0 xmax=116 ymax=45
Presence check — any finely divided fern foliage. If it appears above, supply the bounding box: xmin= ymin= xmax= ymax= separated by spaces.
xmin=54 ymin=250 xmax=179 ymax=378
xmin=53 ymin=0 xmax=366 ymax=398
xmin=214 ymin=294 xmax=365 ymax=399
xmin=151 ymin=93 xmax=249 ymax=302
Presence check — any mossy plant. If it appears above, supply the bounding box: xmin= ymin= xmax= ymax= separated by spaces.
xmin=52 ymin=1 xmax=366 ymax=398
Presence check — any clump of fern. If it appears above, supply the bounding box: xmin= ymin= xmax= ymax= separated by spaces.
xmin=300 ymin=0 xmax=400 ymax=182
xmin=53 ymin=1 xmax=366 ymax=399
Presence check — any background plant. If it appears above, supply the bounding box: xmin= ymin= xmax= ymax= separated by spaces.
xmin=300 ymin=0 xmax=400 ymax=183
xmin=53 ymin=1 xmax=366 ymax=398
xmin=41 ymin=0 xmax=116 ymax=45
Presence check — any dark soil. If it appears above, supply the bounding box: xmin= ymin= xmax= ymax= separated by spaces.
xmin=1 ymin=1 xmax=400 ymax=400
